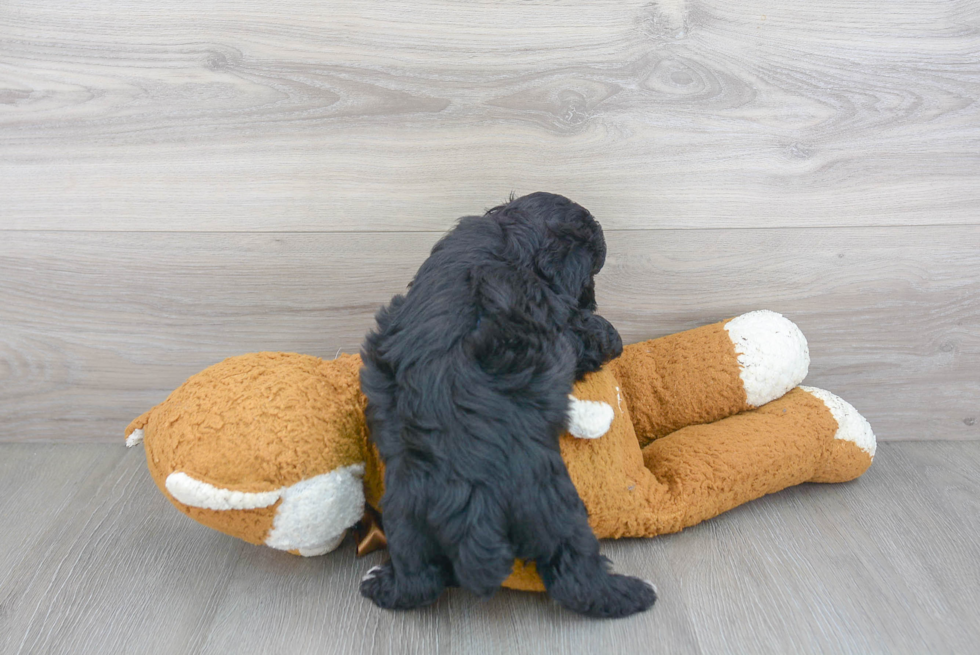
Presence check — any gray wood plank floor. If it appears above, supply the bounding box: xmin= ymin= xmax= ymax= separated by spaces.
xmin=0 ymin=441 xmax=977 ymax=654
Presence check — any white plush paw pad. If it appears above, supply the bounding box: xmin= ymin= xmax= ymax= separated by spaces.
xmin=725 ymin=310 xmax=810 ymax=407
xmin=567 ymin=396 xmax=615 ymax=439
xmin=800 ymin=386 xmax=877 ymax=458
xmin=362 ymin=565 xmax=385 ymax=582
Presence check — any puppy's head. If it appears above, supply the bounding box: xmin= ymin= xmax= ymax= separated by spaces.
xmin=487 ymin=192 xmax=606 ymax=307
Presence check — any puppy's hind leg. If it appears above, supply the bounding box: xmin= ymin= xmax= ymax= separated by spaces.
xmin=538 ymin=539 xmax=656 ymax=618
xmin=436 ymin=487 xmax=515 ymax=599
xmin=360 ymin=497 xmax=454 ymax=610
xmin=533 ymin=482 xmax=656 ymax=618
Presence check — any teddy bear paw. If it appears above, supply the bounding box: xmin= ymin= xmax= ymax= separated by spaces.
xmin=725 ymin=310 xmax=810 ymax=407
xmin=800 ymin=386 xmax=876 ymax=483
xmin=800 ymin=386 xmax=876 ymax=458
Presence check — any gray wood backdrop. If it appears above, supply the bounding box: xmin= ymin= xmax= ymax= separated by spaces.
xmin=1 ymin=0 xmax=978 ymax=443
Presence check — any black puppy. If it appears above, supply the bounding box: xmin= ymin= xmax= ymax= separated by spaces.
xmin=359 ymin=192 xmax=657 ymax=618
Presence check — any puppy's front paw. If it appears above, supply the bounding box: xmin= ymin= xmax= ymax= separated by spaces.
xmin=567 ymin=395 xmax=614 ymax=439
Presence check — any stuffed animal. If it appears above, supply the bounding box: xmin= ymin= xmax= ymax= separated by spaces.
xmin=125 ymin=310 xmax=875 ymax=592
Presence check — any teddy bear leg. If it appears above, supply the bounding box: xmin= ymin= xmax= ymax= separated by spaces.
xmin=798 ymin=386 xmax=876 ymax=483
xmin=638 ymin=387 xmax=875 ymax=534
xmin=610 ymin=310 xmax=809 ymax=447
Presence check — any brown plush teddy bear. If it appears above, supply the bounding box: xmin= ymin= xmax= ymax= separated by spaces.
xmin=125 ymin=310 xmax=874 ymax=591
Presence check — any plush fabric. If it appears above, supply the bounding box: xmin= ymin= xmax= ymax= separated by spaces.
xmin=125 ymin=311 xmax=875 ymax=592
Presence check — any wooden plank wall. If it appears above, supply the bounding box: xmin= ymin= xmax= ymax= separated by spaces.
xmin=1 ymin=0 xmax=978 ymax=442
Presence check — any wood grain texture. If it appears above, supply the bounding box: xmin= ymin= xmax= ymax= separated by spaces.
xmin=1 ymin=442 xmax=978 ymax=654
xmin=0 ymin=446 xmax=246 ymax=655
xmin=646 ymin=440 xmax=980 ymax=654
xmin=1 ymin=0 xmax=979 ymax=230
xmin=0 ymin=445 xmax=126 ymax=615
xmin=1 ymin=227 xmax=977 ymax=443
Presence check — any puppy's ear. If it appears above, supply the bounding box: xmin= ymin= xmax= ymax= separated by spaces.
xmin=534 ymin=205 xmax=605 ymax=300
xmin=535 ymin=241 xmax=594 ymax=301
xmin=466 ymin=267 xmax=535 ymax=375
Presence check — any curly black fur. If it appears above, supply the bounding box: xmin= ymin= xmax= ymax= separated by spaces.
xmin=358 ymin=192 xmax=656 ymax=618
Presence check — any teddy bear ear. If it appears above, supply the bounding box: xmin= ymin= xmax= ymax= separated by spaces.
xmin=124 ymin=407 xmax=155 ymax=446
xmin=125 ymin=428 xmax=144 ymax=447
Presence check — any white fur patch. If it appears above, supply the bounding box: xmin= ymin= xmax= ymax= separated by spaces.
xmin=264 ymin=463 xmax=366 ymax=555
xmin=164 ymin=463 xmax=367 ymax=556
xmin=800 ymin=386 xmax=877 ymax=458
xmin=724 ymin=310 xmax=810 ymax=407
xmin=567 ymin=395 xmax=615 ymax=439
xmin=166 ymin=472 xmax=282 ymax=510
xmin=298 ymin=531 xmax=347 ymax=557
xmin=125 ymin=429 xmax=144 ymax=447
xmin=166 ymin=462 xmax=364 ymax=557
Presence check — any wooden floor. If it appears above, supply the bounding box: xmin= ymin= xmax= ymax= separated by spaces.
xmin=0 ymin=441 xmax=977 ymax=654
